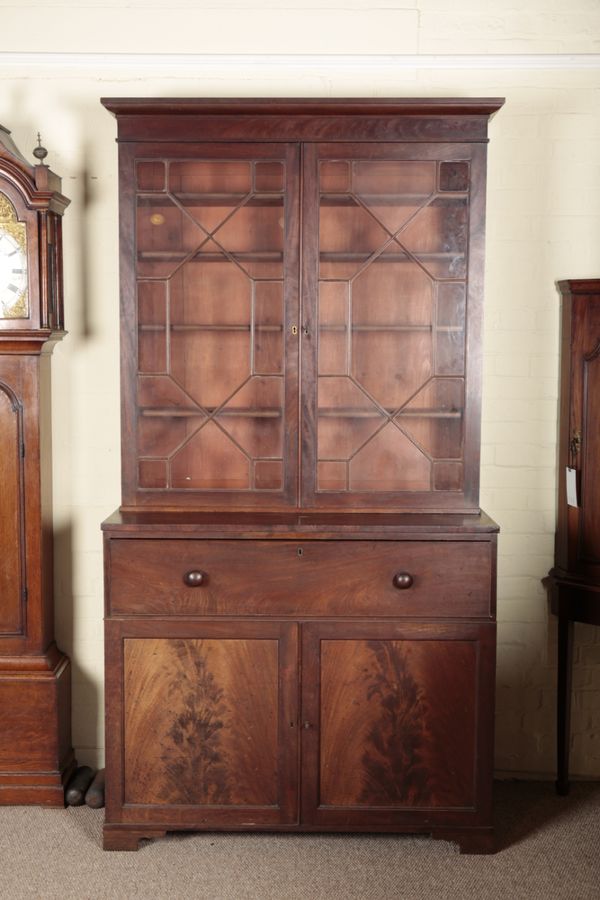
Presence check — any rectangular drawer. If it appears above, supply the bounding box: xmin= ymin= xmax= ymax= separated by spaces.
xmin=107 ymin=539 xmax=493 ymax=619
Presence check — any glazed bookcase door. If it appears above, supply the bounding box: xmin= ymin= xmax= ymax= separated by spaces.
xmin=301 ymin=620 xmax=495 ymax=827
xmin=122 ymin=143 xmax=300 ymax=509
xmin=105 ymin=618 xmax=299 ymax=826
xmin=301 ymin=143 xmax=486 ymax=512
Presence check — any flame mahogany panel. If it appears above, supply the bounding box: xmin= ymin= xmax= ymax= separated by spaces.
xmin=124 ymin=637 xmax=279 ymax=806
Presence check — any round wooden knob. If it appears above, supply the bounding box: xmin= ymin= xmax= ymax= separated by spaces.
xmin=183 ymin=570 xmax=206 ymax=587
xmin=392 ymin=572 xmax=413 ymax=590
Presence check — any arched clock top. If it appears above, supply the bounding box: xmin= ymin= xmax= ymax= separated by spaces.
xmin=0 ymin=125 xmax=69 ymax=214
xmin=0 ymin=123 xmax=69 ymax=337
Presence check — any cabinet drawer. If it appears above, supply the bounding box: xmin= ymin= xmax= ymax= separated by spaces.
xmin=107 ymin=539 xmax=493 ymax=619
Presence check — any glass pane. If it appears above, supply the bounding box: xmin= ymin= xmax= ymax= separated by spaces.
xmin=400 ymin=197 xmax=468 ymax=279
xmin=254 ymin=459 xmax=283 ymax=490
xmin=137 ymin=375 xmax=205 ymax=459
xmin=254 ymin=282 xmax=284 ymax=375
xmin=436 ymin=330 xmax=465 ymax=376
xmin=214 ymin=200 xmax=284 ymax=278
xmin=433 ymin=461 xmax=464 ymax=492
xmin=136 ymin=194 xmax=207 ymax=278
xmin=0 ymin=193 xmax=29 ymax=319
xmin=318 ymin=282 xmax=348 ymax=376
xmin=170 ymin=160 xmax=251 ymax=194
xmin=439 ymin=162 xmax=470 ymax=193
xmin=437 ymin=282 xmax=466 ymax=327
xmin=352 ymin=258 xmax=433 ymax=327
xmin=318 ymin=460 xmax=347 ymax=492
xmin=319 ymin=197 xmax=388 ymax=280
xmin=137 ymin=161 xmax=166 ymax=192
xmin=349 ymin=424 xmax=430 ymax=492
xmin=254 ymin=161 xmax=284 ymax=192
xmin=169 ymin=161 xmax=251 ymax=234
xmin=216 ymin=377 xmax=284 ymax=459
xmin=138 ymin=282 xmax=167 ymax=374
xmin=318 ymin=377 xmax=385 ymax=460
xmin=134 ymin=154 xmax=288 ymax=494
xmin=171 ymin=420 xmax=250 ymax=490
xmin=139 ymin=459 xmax=168 ymax=489
xmin=168 ymin=257 xmax=251 ymax=409
xmin=320 ymin=161 xmax=350 ymax=193
xmin=353 ymin=160 xmax=436 ymax=234
xmin=396 ymin=378 xmax=464 ymax=460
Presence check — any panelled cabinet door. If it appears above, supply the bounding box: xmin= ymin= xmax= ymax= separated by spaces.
xmin=301 ymin=143 xmax=485 ymax=513
xmin=105 ymin=619 xmax=299 ymax=826
xmin=301 ymin=621 xmax=495 ymax=827
xmin=124 ymin=143 xmax=300 ymax=509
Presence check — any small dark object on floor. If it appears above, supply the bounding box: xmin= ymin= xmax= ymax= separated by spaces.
xmin=85 ymin=769 xmax=106 ymax=809
xmin=65 ymin=766 xmax=95 ymax=806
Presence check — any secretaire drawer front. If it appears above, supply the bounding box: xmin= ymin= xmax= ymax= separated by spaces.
xmin=107 ymin=539 xmax=493 ymax=618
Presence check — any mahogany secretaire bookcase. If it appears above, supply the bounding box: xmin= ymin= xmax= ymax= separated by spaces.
xmin=0 ymin=125 xmax=75 ymax=804
xmin=101 ymin=98 xmax=503 ymax=852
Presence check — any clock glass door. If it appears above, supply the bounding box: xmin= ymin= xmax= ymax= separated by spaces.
xmin=0 ymin=193 xmax=28 ymax=320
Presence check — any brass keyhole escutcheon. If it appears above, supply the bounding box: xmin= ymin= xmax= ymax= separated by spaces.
xmin=291 ymin=324 xmax=298 ymax=335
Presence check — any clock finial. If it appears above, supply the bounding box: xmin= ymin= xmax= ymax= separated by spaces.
xmin=33 ymin=132 xmax=48 ymax=165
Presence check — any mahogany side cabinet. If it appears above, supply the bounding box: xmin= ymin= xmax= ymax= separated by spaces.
xmin=101 ymin=98 xmax=503 ymax=852
xmin=548 ymin=279 xmax=600 ymax=795
xmin=0 ymin=125 xmax=75 ymax=804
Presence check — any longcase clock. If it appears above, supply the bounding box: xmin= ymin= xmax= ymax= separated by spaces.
xmin=0 ymin=125 xmax=75 ymax=804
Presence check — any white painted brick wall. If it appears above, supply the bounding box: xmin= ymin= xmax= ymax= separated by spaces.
xmin=1 ymin=1 xmax=599 ymax=779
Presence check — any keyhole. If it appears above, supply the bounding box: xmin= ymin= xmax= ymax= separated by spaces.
xmin=297 ymin=547 xmax=303 ymax=557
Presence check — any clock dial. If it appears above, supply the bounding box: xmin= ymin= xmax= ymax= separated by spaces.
xmin=0 ymin=193 xmax=28 ymax=319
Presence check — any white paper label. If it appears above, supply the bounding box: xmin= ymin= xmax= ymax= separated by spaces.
xmin=566 ymin=467 xmax=578 ymax=507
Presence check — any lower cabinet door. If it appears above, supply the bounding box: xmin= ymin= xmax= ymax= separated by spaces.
xmin=301 ymin=620 xmax=495 ymax=828
xmin=105 ymin=618 xmax=299 ymax=827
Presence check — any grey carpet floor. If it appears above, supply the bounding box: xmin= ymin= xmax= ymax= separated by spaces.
xmin=0 ymin=782 xmax=599 ymax=900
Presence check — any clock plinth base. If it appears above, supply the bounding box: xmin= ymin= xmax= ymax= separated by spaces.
xmin=0 ymin=645 xmax=76 ymax=806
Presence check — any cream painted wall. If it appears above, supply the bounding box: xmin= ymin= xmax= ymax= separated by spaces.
xmin=1 ymin=2 xmax=600 ymax=777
